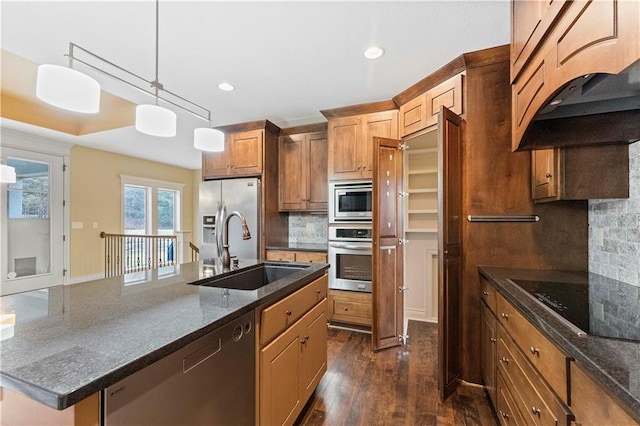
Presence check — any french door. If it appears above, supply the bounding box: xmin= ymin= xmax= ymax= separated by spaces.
xmin=1 ymin=147 xmax=65 ymax=295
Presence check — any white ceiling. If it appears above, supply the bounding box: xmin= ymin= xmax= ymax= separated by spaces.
xmin=1 ymin=1 xmax=510 ymax=169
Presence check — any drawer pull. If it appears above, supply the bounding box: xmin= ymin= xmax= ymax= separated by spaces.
xmin=300 ymin=335 xmax=309 ymax=344
xmin=500 ymin=411 xmax=509 ymax=419
xmin=531 ymin=406 xmax=541 ymax=416
xmin=490 ymin=337 xmax=497 ymax=344
xmin=344 ymin=307 xmax=349 ymax=311
xmin=501 ymin=313 xmax=509 ymax=319
xmin=482 ymin=291 xmax=489 ymax=296
xmin=285 ymin=310 xmax=292 ymax=316
xmin=530 ymin=346 xmax=540 ymax=356
xmin=316 ymin=289 xmax=321 ymax=294
xmin=500 ymin=357 xmax=510 ymax=364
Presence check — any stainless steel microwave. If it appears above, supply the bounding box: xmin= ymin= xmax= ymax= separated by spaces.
xmin=329 ymin=181 xmax=373 ymax=222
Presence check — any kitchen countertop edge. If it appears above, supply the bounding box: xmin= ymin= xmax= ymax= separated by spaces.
xmin=478 ymin=265 xmax=640 ymax=423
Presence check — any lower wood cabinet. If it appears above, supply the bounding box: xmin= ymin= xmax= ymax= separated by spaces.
xmin=481 ymin=302 xmax=497 ymax=406
xmin=570 ymin=363 xmax=638 ymax=426
xmin=0 ymin=389 xmax=99 ymax=426
xmin=328 ymin=289 xmax=372 ymax=326
xmin=266 ymin=249 xmax=327 ymax=264
xmin=257 ymin=275 xmax=328 ymax=426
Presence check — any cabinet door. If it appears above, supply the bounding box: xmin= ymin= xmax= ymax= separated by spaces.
xmin=426 ymin=74 xmax=464 ymax=128
xmin=260 ymin=327 xmax=302 ymax=426
xmin=372 ymin=136 xmax=404 ymax=351
xmin=300 ymin=300 xmax=328 ymax=402
xmin=202 ymin=144 xmax=230 ymax=178
xmin=328 ymin=116 xmax=362 ymax=180
xmin=362 ymin=111 xmax=399 ymax=180
xmin=481 ymin=303 xmax=497 ymax=408
xmin=279 ymin=134 xmax=307 ymax=210
xmin=438 ymin=106 xmax=463 ymax=401
xmin=399 ymin=93 xmax=428 ymax=137
xmin=531 ymin=148 xmax=559 ymax=201
xmin=306 ymin=132 xmax=328 ymax=210
xmin=230 ymin=130 xmax=263 ymax=175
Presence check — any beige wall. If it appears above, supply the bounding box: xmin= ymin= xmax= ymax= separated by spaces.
xmin=70 ymin=146 xmax=199 ymax=278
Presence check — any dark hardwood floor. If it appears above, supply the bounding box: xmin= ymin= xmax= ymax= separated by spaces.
xmin=297 ymin=321 xmax=497 ymax=425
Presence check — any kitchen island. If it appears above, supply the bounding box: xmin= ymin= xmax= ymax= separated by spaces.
xmin=0 ymin=259 xmax=328 ymax=416
xmin=479 ymin=266 xmax=640 ymax=424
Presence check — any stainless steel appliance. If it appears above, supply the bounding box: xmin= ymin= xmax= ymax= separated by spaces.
xmin=329 ymin=181 xmax=373 ymax=222
xmin=104 ymin=310 xmax=255 ymax=425
xmin=328 ymin=225 xmax=372 ymax=292
xmin=199 ymin=178 xmax=261 ymax=260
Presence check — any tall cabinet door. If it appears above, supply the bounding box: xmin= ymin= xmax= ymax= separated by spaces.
xmin=279 ymin=134 xmax=307 ymax=210
xmin=437 ymin=106 xmax=463 ymax=401
xmin=306 ymin=132 xmax=328 ymax=210
xmin=372 ymin=137 xmax=404 ymax=351
xmin=327 ymin=116 xmax=362 ymax=180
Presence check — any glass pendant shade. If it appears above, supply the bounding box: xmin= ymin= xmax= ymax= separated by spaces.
xmin=135 ymin=104 xmax=177 ymax=137
xmin=36 ymin=64 xmax=101 ymax=113
xmin=194 ymin=128 xmax=225 ymax=151
xmin=0 ymin=164 xmax=17 ymax=184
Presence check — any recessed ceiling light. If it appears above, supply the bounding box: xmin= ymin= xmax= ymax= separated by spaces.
xmin=218 ymin=82 xmax=235 ymax=91
xmin=364 ymin=46 xmax=384 ymax=60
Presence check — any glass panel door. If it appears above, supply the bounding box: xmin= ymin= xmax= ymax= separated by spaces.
xmin=1 ymin=148 xmax=64 ymax=295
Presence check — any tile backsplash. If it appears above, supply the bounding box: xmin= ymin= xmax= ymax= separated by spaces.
xmin=288 ymin=213 xmax=328 ymax=244
xmin=589 ymin=141 xmax=639 ymax=287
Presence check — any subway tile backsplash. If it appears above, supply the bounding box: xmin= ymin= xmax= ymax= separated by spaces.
xmin=589 ymin=141 xmax=639 ymax=287
xmin=288 ymin=213 xmax=328 ymax=245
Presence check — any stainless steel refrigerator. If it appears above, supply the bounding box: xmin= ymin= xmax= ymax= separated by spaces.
xmin=198 ymin=178 xmax=261 ymax=260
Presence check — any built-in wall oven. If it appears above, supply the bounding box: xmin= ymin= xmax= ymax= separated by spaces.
xmin=329 ymin=181 xmax=373 ymax=222
xmin=328 ymin=225 xmax=372 ymax=293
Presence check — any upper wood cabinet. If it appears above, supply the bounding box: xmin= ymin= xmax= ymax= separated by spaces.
xmin=202 ymin=120 xmax=280 ymax=179
xmin=322 ymin=102 xmax=398 ymax=181
xmin=531 ymin=145 xmax=629 ymax=203
xmin=279 ymin=124 xmax=328 ymax=211
xmin=398 ymin=73 xmax=463 ymax=138
xmin=511 ymin=0 xmax=640 ymax=150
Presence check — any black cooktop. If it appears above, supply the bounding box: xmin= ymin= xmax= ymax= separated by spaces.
xmin=510 ymin=274 xmax=640 ymax=342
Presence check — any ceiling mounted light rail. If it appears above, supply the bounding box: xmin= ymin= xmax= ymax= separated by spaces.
xmin=35 ymin=0 xmax=221 ymax=149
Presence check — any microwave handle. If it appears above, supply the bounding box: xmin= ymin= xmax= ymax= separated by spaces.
xmin=329 ymin=242 xmax=372 ymax=250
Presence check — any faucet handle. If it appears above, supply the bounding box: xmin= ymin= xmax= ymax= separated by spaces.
xmin=231 ymin=257 xmax=239 ymax=268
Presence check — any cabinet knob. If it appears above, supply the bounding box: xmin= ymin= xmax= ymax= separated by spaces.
xmin=501 ymin=313 xmax=509 ymax=319
xmin=482 ymin=291 xmax=489 ymax=296
xmin=500 ymin=357 xmax=510 ymax=364
xmin=530 ymin=346 xmax=540 ymax=356
xmin=531 ymin=406 xmax=541 ymax=416
xmin=500 ymin=411 xmax=509 ymax=419
xmin=490 ymin=338 xmax=497 ymax=344
xmin=300 ymin=335 xmax=309 ymax=344
xmin=285 ymin=310 xmax=292 ymax=316
xmin=344 ymin=307 xmax=349 ymax=311
xmin=546 ymin=173 xmax=552 ymax=178
xmin=316 ymin=289 xmax=321 ymax=294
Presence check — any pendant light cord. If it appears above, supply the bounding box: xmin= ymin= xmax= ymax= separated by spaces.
xmin=153 ymin=0 xmax=160 ymax=105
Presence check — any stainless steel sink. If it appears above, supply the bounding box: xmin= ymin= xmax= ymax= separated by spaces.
xmin=199 ymin=263 xmax=308 ymax=290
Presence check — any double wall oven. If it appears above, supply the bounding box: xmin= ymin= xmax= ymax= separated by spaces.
xmin=328 ymin=181 xmax=373 ymax=293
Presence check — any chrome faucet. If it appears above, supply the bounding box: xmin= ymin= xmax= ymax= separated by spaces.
xmin=221 ymin=211 xmax=251 ymax=271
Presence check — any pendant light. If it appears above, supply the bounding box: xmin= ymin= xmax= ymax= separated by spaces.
xmin=36 ymin=64 xmax=100 ymax=113
xmin=0 ymin=163 xmax=16 ymax=184
xmin=194 ymin=128 xmax=225 ymax=152
xmin=134 ymin=0 xmax=177 ymax=137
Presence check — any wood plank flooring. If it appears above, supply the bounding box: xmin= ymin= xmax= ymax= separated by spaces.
xmin=297 ymin=320 xmax=497 ymax=425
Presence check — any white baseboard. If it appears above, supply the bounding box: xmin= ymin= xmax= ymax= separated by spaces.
xmin=68 ymin=273 xmax=104 ymax=285
xmin=405 ymin=308 xmax=437 ymax=323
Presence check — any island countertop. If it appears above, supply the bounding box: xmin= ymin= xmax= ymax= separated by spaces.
xmin=479 ymin=266 xmax=640 ymax=422
xmin=0 ymin=259 xmax=328 ymax=410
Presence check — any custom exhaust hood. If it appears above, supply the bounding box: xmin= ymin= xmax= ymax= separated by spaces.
xmin=521 ymin=59 xmax=640 ymax=149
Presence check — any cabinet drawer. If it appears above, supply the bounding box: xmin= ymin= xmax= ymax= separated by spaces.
xmin=260 ymin=275 xmax=328 ymax=346
xmin=328 ymin=290 xmax=372 ymax=326
xmin=295 ymin=252 xmax=327 ymax=263
xmin=497 ymin=372 xmax=527 ymax=425
xmin=497 ymin=293 xmax=569 ymax=400
xmin=497 ymin=326 xmax=572 ymax=426
xmin=265 ymin=250 xmax=296 ymax=262
xmin=480 ymin=276 xmax=497 ymax=314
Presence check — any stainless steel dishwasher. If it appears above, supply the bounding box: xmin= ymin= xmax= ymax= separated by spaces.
xmin=104 ymin=310 xmax=255 ymax=425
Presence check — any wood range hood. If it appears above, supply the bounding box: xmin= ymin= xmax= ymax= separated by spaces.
xmin=517 ymin=59 xmax=640 ymax=150
xmin=0 ymin=49 xmax=136 ymax=135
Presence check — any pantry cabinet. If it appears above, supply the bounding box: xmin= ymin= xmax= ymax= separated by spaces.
xmin=257 ymin=275 xmax=328 ymax=426
xmin=511 ymin=0 xmax=640 ymax=150
xmin=532 ymin=145 xmax=629 ymax=203
xmin=322 ymin=103 xmax=398 ymax=181
xmin=279 ymin=125 xmax=328 ymax=211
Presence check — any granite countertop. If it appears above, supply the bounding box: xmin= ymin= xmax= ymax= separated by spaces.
xmin=0 ymin=259 xmax=328 ymax=410
xmin=266 ymin=243 xmax=328 ymax=252
xmin=479 ymin=266 xmax=640 ymax=422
